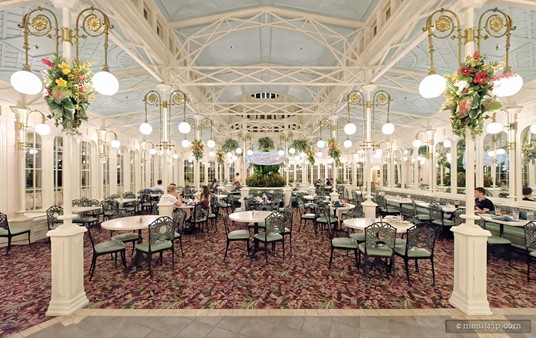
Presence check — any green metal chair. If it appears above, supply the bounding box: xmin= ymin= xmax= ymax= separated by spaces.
xmin=223 ymin=215 xmax=250 ymax=261
xmin=0 ymin=212 xmax=31 ymax=255
xmin=86 ymin=225 xmax=126 ymax=280
xmin=134 ymin=216 xmax=174 ymax=276
xmin=359 ymin=222 xmax=396 ymax=278
xmin=524 ymin=221 xmax=536 ymax=282
xmin=253 ymin=212 xmax=285 ymax=264
xmin=394 ymin=223 xmax=436 ymax=285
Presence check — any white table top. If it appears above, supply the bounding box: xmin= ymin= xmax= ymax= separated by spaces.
xmin=229 ymin=210 xmax=273 ymax=223
xmin=101 ymin=215 xmax=161 ymax=231
xmin=72 ymin=206 xmax=101 ymax=214
xmin=385 ymin=196 xmax=413 ymax=204
xmin=117 ymin=198 xmax=138 ymax=205
xmin=342 ymin=217 xmax=413 ymax=233
xmin=479 ymin=214 xmax=528 ymax=227
xmin=215 ymin=194 xmax=228 ymax=199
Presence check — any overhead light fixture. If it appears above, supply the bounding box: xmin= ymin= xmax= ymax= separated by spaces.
xmin=207 ymin=140 xmax=215 ymax=148
xmin=181 ymin=139 xmax=190 ymax=148
xmin=17 ymin=109 xmax=51 ymax=150
xmin=443 ymin=139 xmax=452 ymax=148
xmin=317 ymin=140 xmax=325 ymax=148
xmin=235 ymin=147 xmax=243 ymax=154
xmin=343 ymin=139 xmax=352 ymax=148
xmin=288 ymin=147 xmax=296 ymax=154
xmin=246 ymin=149 xmax=253 ymax=156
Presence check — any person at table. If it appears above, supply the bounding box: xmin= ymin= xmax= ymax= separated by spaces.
xmin=151 ymin=179 xmax=164 ymax=192
xmin=523 ymin=186 xmax=535 ymax=201
xmin=199 ymin=185 xmax=212 ymax=209
xmin=474 ymin=187 xmax=495 ymax=214
xmin=159 ymin=185 xmax=182 ymax=207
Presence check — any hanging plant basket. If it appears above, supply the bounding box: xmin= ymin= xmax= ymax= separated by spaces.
xmin=221 ymin=138 xmax=239 ymax=152
xmin=291 ymin=139 xmax=309 ymax=153
xmin=258 ymin=137 xmax=275 ymax=151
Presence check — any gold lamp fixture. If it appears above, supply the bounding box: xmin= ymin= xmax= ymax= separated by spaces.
xmin=486 ymin=109 xmax=514 ymax=134
xmin=100 ymin=130 xmax=120 ymax=157
xmin=346 ymin=89 xmax=394 ymax=145
xmin=17 ymin=109 xmax=52 ymax=150
xmin=420 ymin=7 xmax=521 ymax=98
xmin=201 ymin=118 xmax=216 ymax=149
xmin=11 ymin=6 xmax=118 ymax=96
xmin=140 ymin=89 xmax=187 ymax=150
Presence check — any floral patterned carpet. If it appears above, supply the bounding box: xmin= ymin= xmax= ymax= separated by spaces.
xmin=1 ymin=212 xmax=535 ymax=336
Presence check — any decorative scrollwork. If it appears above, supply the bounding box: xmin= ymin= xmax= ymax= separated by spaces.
xmin=347 ymin=91 xmax=363 ymax=105
xmin=434 ymin=15 xmax=451 ymax=33
xmin=31 ymin=14 xmax=49 ymax=32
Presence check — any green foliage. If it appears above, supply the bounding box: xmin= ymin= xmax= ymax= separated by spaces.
xmin=221 ymin=139 xmax=239 ymax=152
xmin=253 ymin=163 xmax=280 ymax=175
xmin=327 ymin=138 xmax=341 ymax=164
xmin=291 ymin=139 xmax=309 ymax=153
xmin=246 ymin=172 xmax=286 ymax=187
xmin=258 ymin=137 xmax=275 ymax=151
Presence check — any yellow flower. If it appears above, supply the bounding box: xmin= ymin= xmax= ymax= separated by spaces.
xmin=59 ymin=62 xmax=71 ymax=75
xmin=55 ymin=78 xmax=67 ymax=87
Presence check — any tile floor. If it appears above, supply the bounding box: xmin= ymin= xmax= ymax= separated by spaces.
xmin=9 ymin=308 xmax=536 ymax=338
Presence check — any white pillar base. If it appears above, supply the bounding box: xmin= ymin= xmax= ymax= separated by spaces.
xmin=362 ymin=200 xmax=377 ymax=219
xmin=329 ymin=192 xmax=340 ymax=202
xmin=240 ymin=187 xmax=250 ymax=209
xmin=283 ymin=187 xmax=292 ymax=207
xmin=449 ymin=223 xmax=492 ymax=315
xmin=46 ymin=225 xmax=89 ymax=316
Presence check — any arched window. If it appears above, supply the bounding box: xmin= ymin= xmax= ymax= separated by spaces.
xmin=80 ymin=141 xmax=92 ymax=198
xmin=53 ymin=136 xmax=63 ymax=205
xmin=102 ymin=145 xmax=110 ymax=197
xmin=117 ymin=147 xmax=125 ymax=195
xmin=130 ymin=149 xmax=137 ymax=192
xmin=184 ymin=159 xmax=194 ymax=185
xmin=25 ymin=132 xmax=43 ymax=210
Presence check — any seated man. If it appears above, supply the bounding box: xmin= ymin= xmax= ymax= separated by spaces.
xmin=474 ymin=187 xmax=495 ymax=214
xmin=159 ymin=185 xmax=182 ymax=208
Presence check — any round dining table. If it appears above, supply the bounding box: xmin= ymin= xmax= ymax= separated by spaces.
xmin=101 ymin=215 xmax=160 ymax=231
xmin=342 ymin=217 xmax=414 ymax=234
xmin=229 ymin=210 xmax=274 ymax=258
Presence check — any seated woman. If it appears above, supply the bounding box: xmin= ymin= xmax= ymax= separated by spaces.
xmin=199 ymin=185 xmax=212 ymax=209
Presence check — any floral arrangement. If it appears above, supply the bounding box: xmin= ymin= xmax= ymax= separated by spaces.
xmin=444 ymin=52 xmax=502 ymax=138
xmin=306 ymin=148 xmax=315 ymax=165
xmin=522 ymin=141 xmax=536 ymax=163
xmin=327 ymin=137 xmax=341 ymax=164
xmin=258 ymin=137 xmax=275 ymax=151
xmin=215 ymin=148 xmax=224 ymax=163
xmin=42 ymin=55 xmax=95 ymax=135
xmin=191 ymin=139 xmax=204 ymax=160
xmin=221 ymin=138 xmax=239 ymax=152
xmin=246 ymin=172 xmax=285 ymax=187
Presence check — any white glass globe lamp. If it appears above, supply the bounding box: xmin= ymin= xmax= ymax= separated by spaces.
xmin=208 ymin=151 xmax=215 ymax=157
xmin=11 ymin=70 xmax=42 ymax=95
xmin=288 ymin=147 xmax=296 ymax=154
xmin=226 ymin=152 xmax=233 ymax=158
xmin=246 ymin=149 xmax=253 ymax=156
xmin=419 ymin=73 xmax=446 ymax=98
xmin=278 ymin=150 xmax=285 ymax=156
xmin=149 ymin=149 xmax=157 ymax=155
xmin=412 ymin=139 xmax=422 ymax=148
xmin=172 ymin=153 xmax=179 ymax=159
xmin=139 ymin=122 xmax=152 ymax=135
xmin=181 ymin=139 xmax=190 ymax=148
xmin=492 ymin=73 xmax=523 ymax=97
xmin=317 ymin=140 xmax=325 ymax=148
xmin=35 ymin=123 xmax=51 ymax=136
xmin=487 ymin=150 xmax=495 ymax=157
xmin=178 ymin=121 xmax=191 ymax=134
xmin=235 ymin=147 xmax=243 ymax=154
xmin=316 ymin=152 xmax=323 ymax=157
xmin=343 ymin=139 xmax=352 ymax=148
xmin=496 ymin=148 xmax=506 ymax=155
xmin=344 ymin=122 xmax=357 ymax=135
xmin=375 ymin=148 xmax=383 ymax=156
xmin=110 ymin=139 xmax=120 ymax=148
xmin=207 ymin=139 xmax=215 ymax=148
xmin=381 ymin=122 xmax=395 ymax=135
xmin=443 ymin=139 xmax=452 ymax=148
xmin=530 ymin=124 xmax=536 ymax=134
xmin=486 ymin=121 xmax=503 ymax=134
xmin=93 ymin=70 xmax=119 ymax=96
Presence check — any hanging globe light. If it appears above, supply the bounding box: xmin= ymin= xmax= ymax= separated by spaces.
xmin=344 ymin=122 xmax=357 ymax=135
xmin=419 ymin=73 xmax=446 ymax=98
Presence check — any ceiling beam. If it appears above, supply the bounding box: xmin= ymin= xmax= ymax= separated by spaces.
xmin=170 ymin=6 xmax=364 ymax=29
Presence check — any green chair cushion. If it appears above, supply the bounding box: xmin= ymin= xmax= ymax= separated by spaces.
xmin=254 ymin=232 xmax=283 ymax=242
xmin=111 ymin=233 xmax=139 ymax=242
xmin=358 ymin=242 xmax=393 ymax=257
xmin=95 ymin=240 xmax=125 ymax=254
xmin=487 ymin=236 xmax=511 ymax=245
xmin=301 ymin=214 xmax=316 ymax=219
xmin=173 ymin=232 xmax=181 ymax=239
xmin=394 ymin=246 xmax=431 ymax=258
xmin=228 ymin=229 xmax=250 ymax=240
xmin=316 ymin=216 xmax=338 ymax=224
xmin=530 ymin=250 xmax=536 ymax=258
xmin=136 ymin=240 xmax=172 ymax=253
xmin=0 ymin=227 xmax=30 ymax=236
xmin=349 ymin=232 xmax=365 ymax=242
xmin=208 ymin=213 xmax=216 ymax=218
xmin=332 ymin=237 xmax=358 ymax=249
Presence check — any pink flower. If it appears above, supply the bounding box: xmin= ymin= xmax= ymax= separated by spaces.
xmin=473 ymin=51 xmax=480 ymax=60
xmin=474 ymin=71 xmax=489 ymax=84
xmin=41 ymin=58 xmax=54 ymax=67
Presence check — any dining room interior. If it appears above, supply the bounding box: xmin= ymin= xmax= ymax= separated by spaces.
xmin=1 ymin=0 xmax=536 ymax=337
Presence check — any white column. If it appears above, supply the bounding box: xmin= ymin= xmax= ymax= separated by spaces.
xmin=158 ymin=83 xmax=172 ymax=187
xmin=47 ymin=2 xmax=89 ymax=316
xmin=178 ymin=157 xmax=184 ymax=186
xmin=361 ymin=85 xmax=377 ymax=218
xmin=449 ymin=3 xmax=491 ymax=315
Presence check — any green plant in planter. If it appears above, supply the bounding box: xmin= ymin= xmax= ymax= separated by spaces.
xmin=221 ymin=138 xmax=239 ymax=153
xmin=291 ymin=139 xmax=309 ymax=153
xmin=258 ymin=137 xmax=275 ymax=151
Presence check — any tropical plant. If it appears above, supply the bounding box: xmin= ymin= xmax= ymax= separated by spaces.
xmin=191 ymin=139 xmax=204 ymax=160
xmin=444 ymin=51 xmax=502 ymax=139
xmin=306 ymin=148 xmax=315 ymax=165
xmin=522 ymin=141 xmax=536 ymax=163
xmin=215 ymin=148 xmax=224 ymax=163
xmin=221 ymin=138 xmax=239 ymax=152
xmin=327 ymin=138 xmax=341 ymax=164
xmin=258 ymin=137 xmax=275 ymax=151
xmin=42 ymin=55 xmax=95 ymax=135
